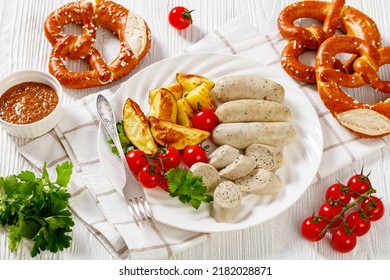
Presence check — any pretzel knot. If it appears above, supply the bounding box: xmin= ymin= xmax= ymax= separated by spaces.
xmin=44 ymin=0 xmax=151 ymax=89
xmin=278 ymin=0 xmax=381 ymax=83
xmin=316 ymin=35 xmax=390 ymax=138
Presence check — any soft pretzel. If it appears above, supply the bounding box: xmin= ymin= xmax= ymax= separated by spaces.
xmin=44 ymin=0 xmax=151 ymax=89
xmin=315 ymin=35 xmax=390 ymax=138
xmin=278 ymin=0 xmax=381 ymax=83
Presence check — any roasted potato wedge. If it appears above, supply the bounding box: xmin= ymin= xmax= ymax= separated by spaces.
xmin=176 ymin=98 xmax=195 ymax=127
xmin=184 ymin=82 xmax=218 ymax=111
xmin=149 ymin=116 xmax=210 ymax=150
xmin=148 ymin=88 xmax=178 ymax=123
xmin=123 ymin=98 xmax=159 ymax=155
xmin=176 ymin=73 xmax=215 ymax=96
xmin=148 ymin=82 xmax=183 ymax=104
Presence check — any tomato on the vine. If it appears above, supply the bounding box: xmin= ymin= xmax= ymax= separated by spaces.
xmin=159 ymin=178 xmax=170 ymax=192
xmin=138 ymin=165 xmax=162 ymax=188
xmin=301 ymin=216 xmax=328 ymax=242
xmin=168 ymin=6 xmax=194 ymax=30
xmin=347 ymin=171 xmax=372 ymax=198
xmin=318 ymin=202 xmax=343 ymax=228
xmin=325 ymin=182 xmax=351 ymax=206
xmin=125 ymin=149 xmax=148 ymax=178
xmin=156 ymin=146 xmax=181 ymax=171
xmin=331 ymin=228 xmax=357 ymax=253
xmin=183 ymin=145 xmax=207 ymax=167
xmin=346 ymin=211 xmax=371 ymax=236
xmin=192 ymin=109 xmax=219 ymax=132
xmin=360 ymin=195 xmax=385 ymax=221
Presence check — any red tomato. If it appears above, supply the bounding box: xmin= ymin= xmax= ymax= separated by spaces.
xmin=301 ymin=216 xmax=328 ymax=242
xmin=346 ymin=211 xmax=371 ymax=236
xmin=318 ymin=202 xmax=343 ymax=228
xmin=159 ymin=178 xmax=170 ymax=192
xmin=325 ymin=182 xmax=351 ymax=206
xmin=125 ymin=150 xmax=148 ymax=177
xmin=331 ymin=228 xmax=357 ymax=253
xmin=360 ymin=195 xmax=385 ymax=221
xmin=347 ymin=172 xmax=372 ymax=198
xmin=192 ymin=109 xmax=219 ymax=132
xmin=138 ymin=165 xmax=162 ymax=188
xmin=168 ymin=6 xmax=194 ymax=30
xmin=183 ymin=145 xmax=207 ymax=168
xmin=156 ymin=147 xmax=181 ymax=171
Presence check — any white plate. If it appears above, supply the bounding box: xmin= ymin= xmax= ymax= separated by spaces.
xmin=97 ymin=52 xmax=323 ymax=233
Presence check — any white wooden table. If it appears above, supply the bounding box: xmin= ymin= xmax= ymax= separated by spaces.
xmin=0 ymin=0 xmax=389 ymax=260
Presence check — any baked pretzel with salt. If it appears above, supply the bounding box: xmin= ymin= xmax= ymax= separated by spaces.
xmin=277 ymin=0 xmax=381 ymax=83
xmin=44 ymin=0 xmax=151 ymax=89
xmin=315 ymin=35 xmax=390 ymax=138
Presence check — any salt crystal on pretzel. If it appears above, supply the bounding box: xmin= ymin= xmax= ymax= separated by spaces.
xmin=44 ymin=0 xmax=151 ymax=89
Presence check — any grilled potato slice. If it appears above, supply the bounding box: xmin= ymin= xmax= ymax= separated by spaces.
xmin=148 ymin=88 xmax=178 ymax=123
xmin=123 ymin=98 xmax=159 ymax=155
xmin=177 ymin=98 xmax=195 ymax=127
xmin=148 ymin=82 xmax=183 ymax=104
xmin=184 ymin=82 xmax=218 ymax=111
xmin=149 ymin=116 xmax=210 ymax=150
xmin=176 ymin=73 xmax=215 ymax=96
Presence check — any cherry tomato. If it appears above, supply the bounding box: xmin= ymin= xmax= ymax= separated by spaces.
xmin=301 ymin=216 xmax=328 ymax=242
xmin=183 ymin=145 xmax=207 ymax=168
xmin=138 ymin=165 xmax=162 ymax=188
xmin=192 ymin=109 xmax=219 ymax=132
xmin=125 ymin=150 xmax=148 ymax=177
xmin=331 ymin=228 xmax=357 ymax=253
xmin=156 ymin=147 xmax=181 ymax=171
xmin=360 ymin=195 xmax=385 ymax=221
xmin=160 ymin=178 xmax=170 ymax=192
xmin=347 ymin=172 xmax=372 ymax=198
xmin=168 ymin=6 xmax=194 ymax=30
xmin=346 ymin=211 xmax=371 ymax=236
xmin=318 ymin=202 xmax=343 ymax=228
xmin=325 ymin=182 xmax=351 ymax=206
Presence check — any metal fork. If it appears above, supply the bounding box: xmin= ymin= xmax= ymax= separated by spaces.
xmin=96 ymin=94 xmax=156 ymax=227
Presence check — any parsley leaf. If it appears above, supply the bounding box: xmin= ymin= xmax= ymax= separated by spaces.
xmin=0 ymin=161 xmax=74 ymax=257
xmin=165 ymin=167 xmax=213 ymax=209
xmin=107 ymin=121 xmax=134 ymax=156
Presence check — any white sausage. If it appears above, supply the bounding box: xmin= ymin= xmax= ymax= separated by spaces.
xmin=210 ymin=181 xmax=242 ymax=223
xmin=245 ymin=143 xmax=284 ymax=171
xmin=213 ymin=75 xmax=285 ymax=103
xmin=234 ymin=168 xmax=282 ymax=196
xmin=207 ymin=144 xmax=240 ymax=169
xmin=212 ymin=122 xmax=296 ymax=149
xmin=218 ymin=155 xmax=256 ymax=180
xmin=190 ymin=162 xmax=220 ymax=192
xmin=216 ymin=99 xmax=291 ymax=123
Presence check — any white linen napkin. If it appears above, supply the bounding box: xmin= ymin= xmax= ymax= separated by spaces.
xmin=18 ymin=15 xmax=389 ymax=260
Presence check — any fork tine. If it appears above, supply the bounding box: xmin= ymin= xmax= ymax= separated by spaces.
xmin=134 ymin=198 xmax=148 ymax=227
xmin=140 ymin=197 xmax=156 ymax=225
xmin=128 ymin=198 xmax=142 ymax=227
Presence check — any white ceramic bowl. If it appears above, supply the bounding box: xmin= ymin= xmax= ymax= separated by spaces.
xmin=0 ymin=70 xmax=62 ymax=138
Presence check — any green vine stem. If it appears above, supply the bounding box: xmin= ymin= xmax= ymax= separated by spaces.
xmin=320 ymin=188 xmax=377 ymax=236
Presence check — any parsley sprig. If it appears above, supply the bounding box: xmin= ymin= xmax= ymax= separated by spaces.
xmin=0 ymin=162 xmax=74 ymax=257
xmin=165 ymin=167 xmax=213 ymax=209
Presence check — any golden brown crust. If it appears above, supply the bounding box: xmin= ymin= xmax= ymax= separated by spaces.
xmin=278 ymin=0 xmax=381 ymax=84
xmin=315 ymin=35 xmax=390 ymax=138
xmin=44 ymin=0 xmax=151 ymax=89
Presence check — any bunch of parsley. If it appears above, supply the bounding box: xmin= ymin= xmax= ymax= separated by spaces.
xmin=0 ymin=162 xmax=74 ymax=257
xmin=165 ymin=168 xmax=213 ymax=209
